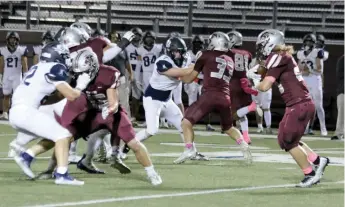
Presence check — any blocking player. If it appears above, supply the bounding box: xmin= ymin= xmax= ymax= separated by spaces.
xmin=174 ymin=32 xmax=252 ymax=164
xmin=0 ymin=31 xmax=28 ymax=120
xmin=249 ymin=29 xmax=329 ymax=187
xmin=126 ymin=27 xmax=143 ymax=123
xmin=227 ymin=31 xmax=259 ymax=144
xmin=33 ymin=30 xmax=55 ymax=64
xmin=122 ymin=37 xmax=209 ymax=161
xmin=297 ymin=33 xmax=327 ymax=136
xmin=9 ymin=42 xmax=93 ymax=185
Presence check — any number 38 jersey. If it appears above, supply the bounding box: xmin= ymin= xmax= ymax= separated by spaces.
xmin=0 ymin=46 xmax=28 ymax=77
xmin=137 ymin=44 xmax=163 ymax=74
xmin=12 ymin=62 xmax=68 ymax=108
xmin=194 ymin=50 xmax=234 ymax=96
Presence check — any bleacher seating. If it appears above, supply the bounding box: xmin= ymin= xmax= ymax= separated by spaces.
xmin=0 ymin=0 xmax=343 ymax=43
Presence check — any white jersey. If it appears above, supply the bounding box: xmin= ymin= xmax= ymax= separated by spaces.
xmin=297 ymin=48 xmax=324 ymax=75
xmin=12 ymin=62 xmax=68 ymax=108
xmin=0 ymin=45 xmax=27 ymax=77
xmin=126 ymin=43 xmax=140 ymax=72
xmin=184 ymin=50 xmax=204 ymax=79
xmin=137 ymin=44 xmax=163 ymax=74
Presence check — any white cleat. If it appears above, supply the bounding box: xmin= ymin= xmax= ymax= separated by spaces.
xmin=119 ymin=152 xmax=128 ymax=160
xmin=315 ymin=157 xmax=330 ymax=179
xmin=321 ymin=129 xmax=328 ymax=136
xmin=0 ymin=112 xmax=9 ymax=120
xmin=14 ymin=152 xmax=35 ymax=179
xmin=68 ymin=154 xmax=82 ymax=164
xmin=54 ymin=172 xmax=84 ymax=186
xmin=173 ymin=149 xmax=196 ymax=164
xmin=8 ymin=149 xmax=16 ymax=158
xmin=256 ymin=127 xmax=264 ymax=133
xmin=239 ymin=141 xmax=252 ymax=164
xmin=148 ymin=173 xmax=162 ymax=186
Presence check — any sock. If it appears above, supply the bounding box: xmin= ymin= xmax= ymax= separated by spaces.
xmin=237 ymin=106 xmax=250 ymax=118
xmin=26 ymin=149 xmax=35 ymax=158
xmin=69 ymin=140 xmax=78 ymax=155
xmin=85 ymin=135 xmax=102 ymax=163
xmin=236 ymin=138 xmax=243 ymax=145
xmin=302 ymin=166 xmax=315 ymax=176
xmin=307 ymin=152 xmax=320 ymax=165
xmin=192 ymin=142 xmax=197 ymax=151
xmin=264 ymin=110 xmax=272 ymax=128
xmin=136 ymin=130 xmax=150 ymax=142
xmin=239 ymin=116 xmax=249 ymax=131
xmin=103 ymin=134 xmax=111 ymax=148
xmin=112 ymin=145 xmax=119 ymax=156
xmin=185 ymin=143 xmax=193 ymax=149
xmin=258 ymin=123 xmax=263 ymax=129
xmin=56 ymin=166 xmax=68 ymax=174
xmin=145 ymin=165 xmax=156 ymax=175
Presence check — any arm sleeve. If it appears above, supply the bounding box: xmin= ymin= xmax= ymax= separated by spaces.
xmin=194 ymin=51 xmax=205 ymax=73
xmin=240 ymin=78 xmax=258 ymax=95
xmin=156 ymin=59 xmax=173 ymax=73
xmin=110 ymin=70 xmax=121 ymax=89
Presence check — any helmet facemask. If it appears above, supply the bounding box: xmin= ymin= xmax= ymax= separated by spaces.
xmin=143 ymin=36 xmax=155 ymax=50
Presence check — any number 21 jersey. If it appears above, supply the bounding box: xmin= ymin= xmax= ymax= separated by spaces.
xmin=0 ymin=46 xmax=28 ymax=77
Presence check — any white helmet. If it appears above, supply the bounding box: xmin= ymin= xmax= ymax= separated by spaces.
xmin=70 ymin=48 xmax=99 ymax=80
xmin=70 ymin=22 xmax=92 ymax=41
xmin=227 ymin=30 xmax=243 ymax=49
xmin=256 ymin=29 xmax=285 ymax=57
xmin=60 ymin=27 xmax=85 ymax=48
xmin=207 ymin=32 xmax=230 ymax=51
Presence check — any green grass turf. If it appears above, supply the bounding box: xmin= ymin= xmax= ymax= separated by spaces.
xmin=0 ymin=123 xmax=343 ymax=207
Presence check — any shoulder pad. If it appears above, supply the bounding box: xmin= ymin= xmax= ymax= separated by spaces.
xmin=45 ymin=63 xmax=68 ymax=83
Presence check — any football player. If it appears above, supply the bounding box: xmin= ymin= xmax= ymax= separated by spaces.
xmin=297 ymin=33 xmax=327 ymax=136
xmin=174 ymin=32 xmax=252 ymax=164
xmin=126 ymin=27 xmax=143 ymax=123
xmin=249 ymin=29 xmax=329 ymax=187
xmin=33 ymin=30 xmax=55 ymax=64
xmin=227 ymin=31 xmax=259 ymax=144
xmin=0 ymin=31 xmax=28 ymax=121
xmin=9 ymin=42 xmax=93 ymax=185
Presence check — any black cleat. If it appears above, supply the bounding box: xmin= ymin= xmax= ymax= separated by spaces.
xmin=110 ymin=155 xmax=131 ymax=174
xmin=77 ymin=154 xmax=105 ymax=174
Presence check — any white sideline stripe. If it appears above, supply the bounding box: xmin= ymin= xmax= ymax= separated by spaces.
xmin=24 ymin=181 xmax=344 ymax=207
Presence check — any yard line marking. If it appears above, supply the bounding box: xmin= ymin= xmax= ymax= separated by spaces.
xmin=24 ymin=181 xmax=344 ymax=207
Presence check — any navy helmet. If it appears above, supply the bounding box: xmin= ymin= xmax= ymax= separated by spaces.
xmin=40 ymin=41 xmax=70 ymax=66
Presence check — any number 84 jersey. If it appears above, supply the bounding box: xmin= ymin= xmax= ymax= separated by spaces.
xmin=137 ymin=44 xmax=163 ymax=73
xmin=0 ymin=46 xmax=28 ymax=77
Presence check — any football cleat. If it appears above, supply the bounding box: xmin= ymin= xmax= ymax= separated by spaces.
xmin=7 ymin=149 xmax=16 ymax=158
xmin=256 ymin=127 xmax=264 ymax=133
xmin=296 ymin=174 xmax=320 ymax=188
xmin=148 ymin=173 xmax=162 ymax=186
xmin=206 ymin=124 xmax=215 ymax=131
xmin=315 ymin=157 xmax=330 ymax=178
xmin=54 ymin=172 xmax=84 ymax=186
xmin=173 ymin=149 xmax=196 ymax=164
xmin=0 ymin=112 xmax=9 ymax=120
xmin=77 ymin=154 xmax=105 ymax=174
xmin=14 ymin=152 xmax=35 ymax=179
xmin=110 ymin=155 xmax=131 ymax=174
xmin=68 ymin=153 xmax=82 ymax=164
xmin=265 ymin=127 xmax=273 ymax=134
xmin=239 ymin=141 xmax=252 ymax=164
xmin=190 ymin=152 xmax=210 ymax=161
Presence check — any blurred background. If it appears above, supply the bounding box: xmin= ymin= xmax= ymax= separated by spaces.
xmin=0 ymin=0 xmax=344 ymax=129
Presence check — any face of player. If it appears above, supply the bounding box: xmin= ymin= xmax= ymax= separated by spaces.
xmin=192 ymin=41 xmax=203 ymax=54
xmin=132 ymin=33 xmax=142 ymax=46
xmin=143 ymin=36 xmax=155 ymax=49
xmin=110 ymin=33 xmax=120 ymax=43
xmin=303 ymin=40 xmax=314 ymax=51
xmin=171 ymin=50 xmax=185 ymax=67
xmin=7 ymin=37 xmax=18 ymax=49
xmin=316 ymin=40 xmax=324 ymax=48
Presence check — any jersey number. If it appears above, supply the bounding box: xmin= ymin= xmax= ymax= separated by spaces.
xmin=143 ymin=55 xmax=156 ymax=67
xmin=234 ymin=53 xmax=249 ymax=71
xmin=6 ymin=57 xmax=19 ymax=68
xmin=130 ymin=53 xmax=137 ymax=60
xmin=23 ymin=66 xmax=38 ymax=86
xmin=210 ymin=56 xmax=233 ymax=83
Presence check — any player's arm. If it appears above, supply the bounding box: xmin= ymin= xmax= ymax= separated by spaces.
xmin=156 ymin=59 xmax=195 ymax=78
xmin=0 ymin=55 xmax=3 ymax=85
xmin=33 ymin=46 xmax=39 ymax=65
xmin=126 ymin=59 xmax=133 ymax=81
xmin=180 ymin=51 xmax=204 ymax=83
xmin=106 ymin=88 xmax=119 ymax=114
xmin=315 ymin=49 xmax=324 ymax=73
xmin=240 ymin=78 xmax=258 ymax=96
xmin=256 ymin=54 xmax=284 ymax=92
xmin=102 ymin=31 xmax=135 ymax=63
xmin=21 ymin=47 xmax=29 ymax=73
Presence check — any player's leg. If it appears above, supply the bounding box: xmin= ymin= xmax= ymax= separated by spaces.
xmin=68 ymin=140 xmax=81 ymax=164
xmin=278 ymin=101 xmax=326 ymax=187
xmin=118 ymin=76 xmax=132 ymax=119
xmin=9 ymin=105 xmax=84 ymax=185
xmin=131 ymin=84 xmax=141 ymax=124
xmin=113 ymin=108 xmax=162 ymax=185
xmin=262 ymin=90 xmax=272 ymax=134
xmin=314 ymin=77 xmax=327 ymax=136
xmin=332 ymin=93 xmax=344 ymax=140
xmin=235 ymin=101 xmax=257 ymax=144
xmin=173 ymin=82 xmax=184 ymax=114
xmin=1 ymin=77 xmax=11 ymax=120
xmin=253 ymin=93 xmax=264 ymax=133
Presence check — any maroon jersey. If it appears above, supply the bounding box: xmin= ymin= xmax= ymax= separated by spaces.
xmin=194 ymin=50 xmax=234 ymax=96
xmin=265 ymin=53 xmax=310 ymax=106
xmin=69 ymin=37 xmax=108 ymax=63
xmin=85 ymin=64 xmax=120 ymax=110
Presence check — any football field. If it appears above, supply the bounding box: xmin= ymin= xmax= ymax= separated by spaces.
xmin=0 ymin=122 xmax=343 ymax=207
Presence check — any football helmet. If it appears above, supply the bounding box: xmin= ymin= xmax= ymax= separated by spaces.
xmin=6 ymin=31 xmax=20 ymax=51
xmin=70 ymin=22 xmax=92 ymax=41
xmin=143 ymin=30 xmax=156 ymax=50
xmin=316 ymin=34 xmax=326 ymax=49
xmin=42 ymin=30 xmax=55 ymax=45
xmin=165 ymin=37 xmax=187 ymax=67
xmin=40 ymin=41 xmax=70 ymax=66
xmin=227 ymin=30 xmax=243 ymax=49
xmin=303 ymin=33 xmax=316 ymax=51
xmin=191 ymin=35 xmax=205 ymax=55
xmin=130 ymin=27 xmax=143 ymax=45
xmin=70 ymin=48 xmax=99 ymax=80
xmin=60 ymin=27 xmax=86 ymax=48
xmin=207 ymin=32 xmax=230 ymax=51
xmin=256 ymin=29 xmax=285 ymax=58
